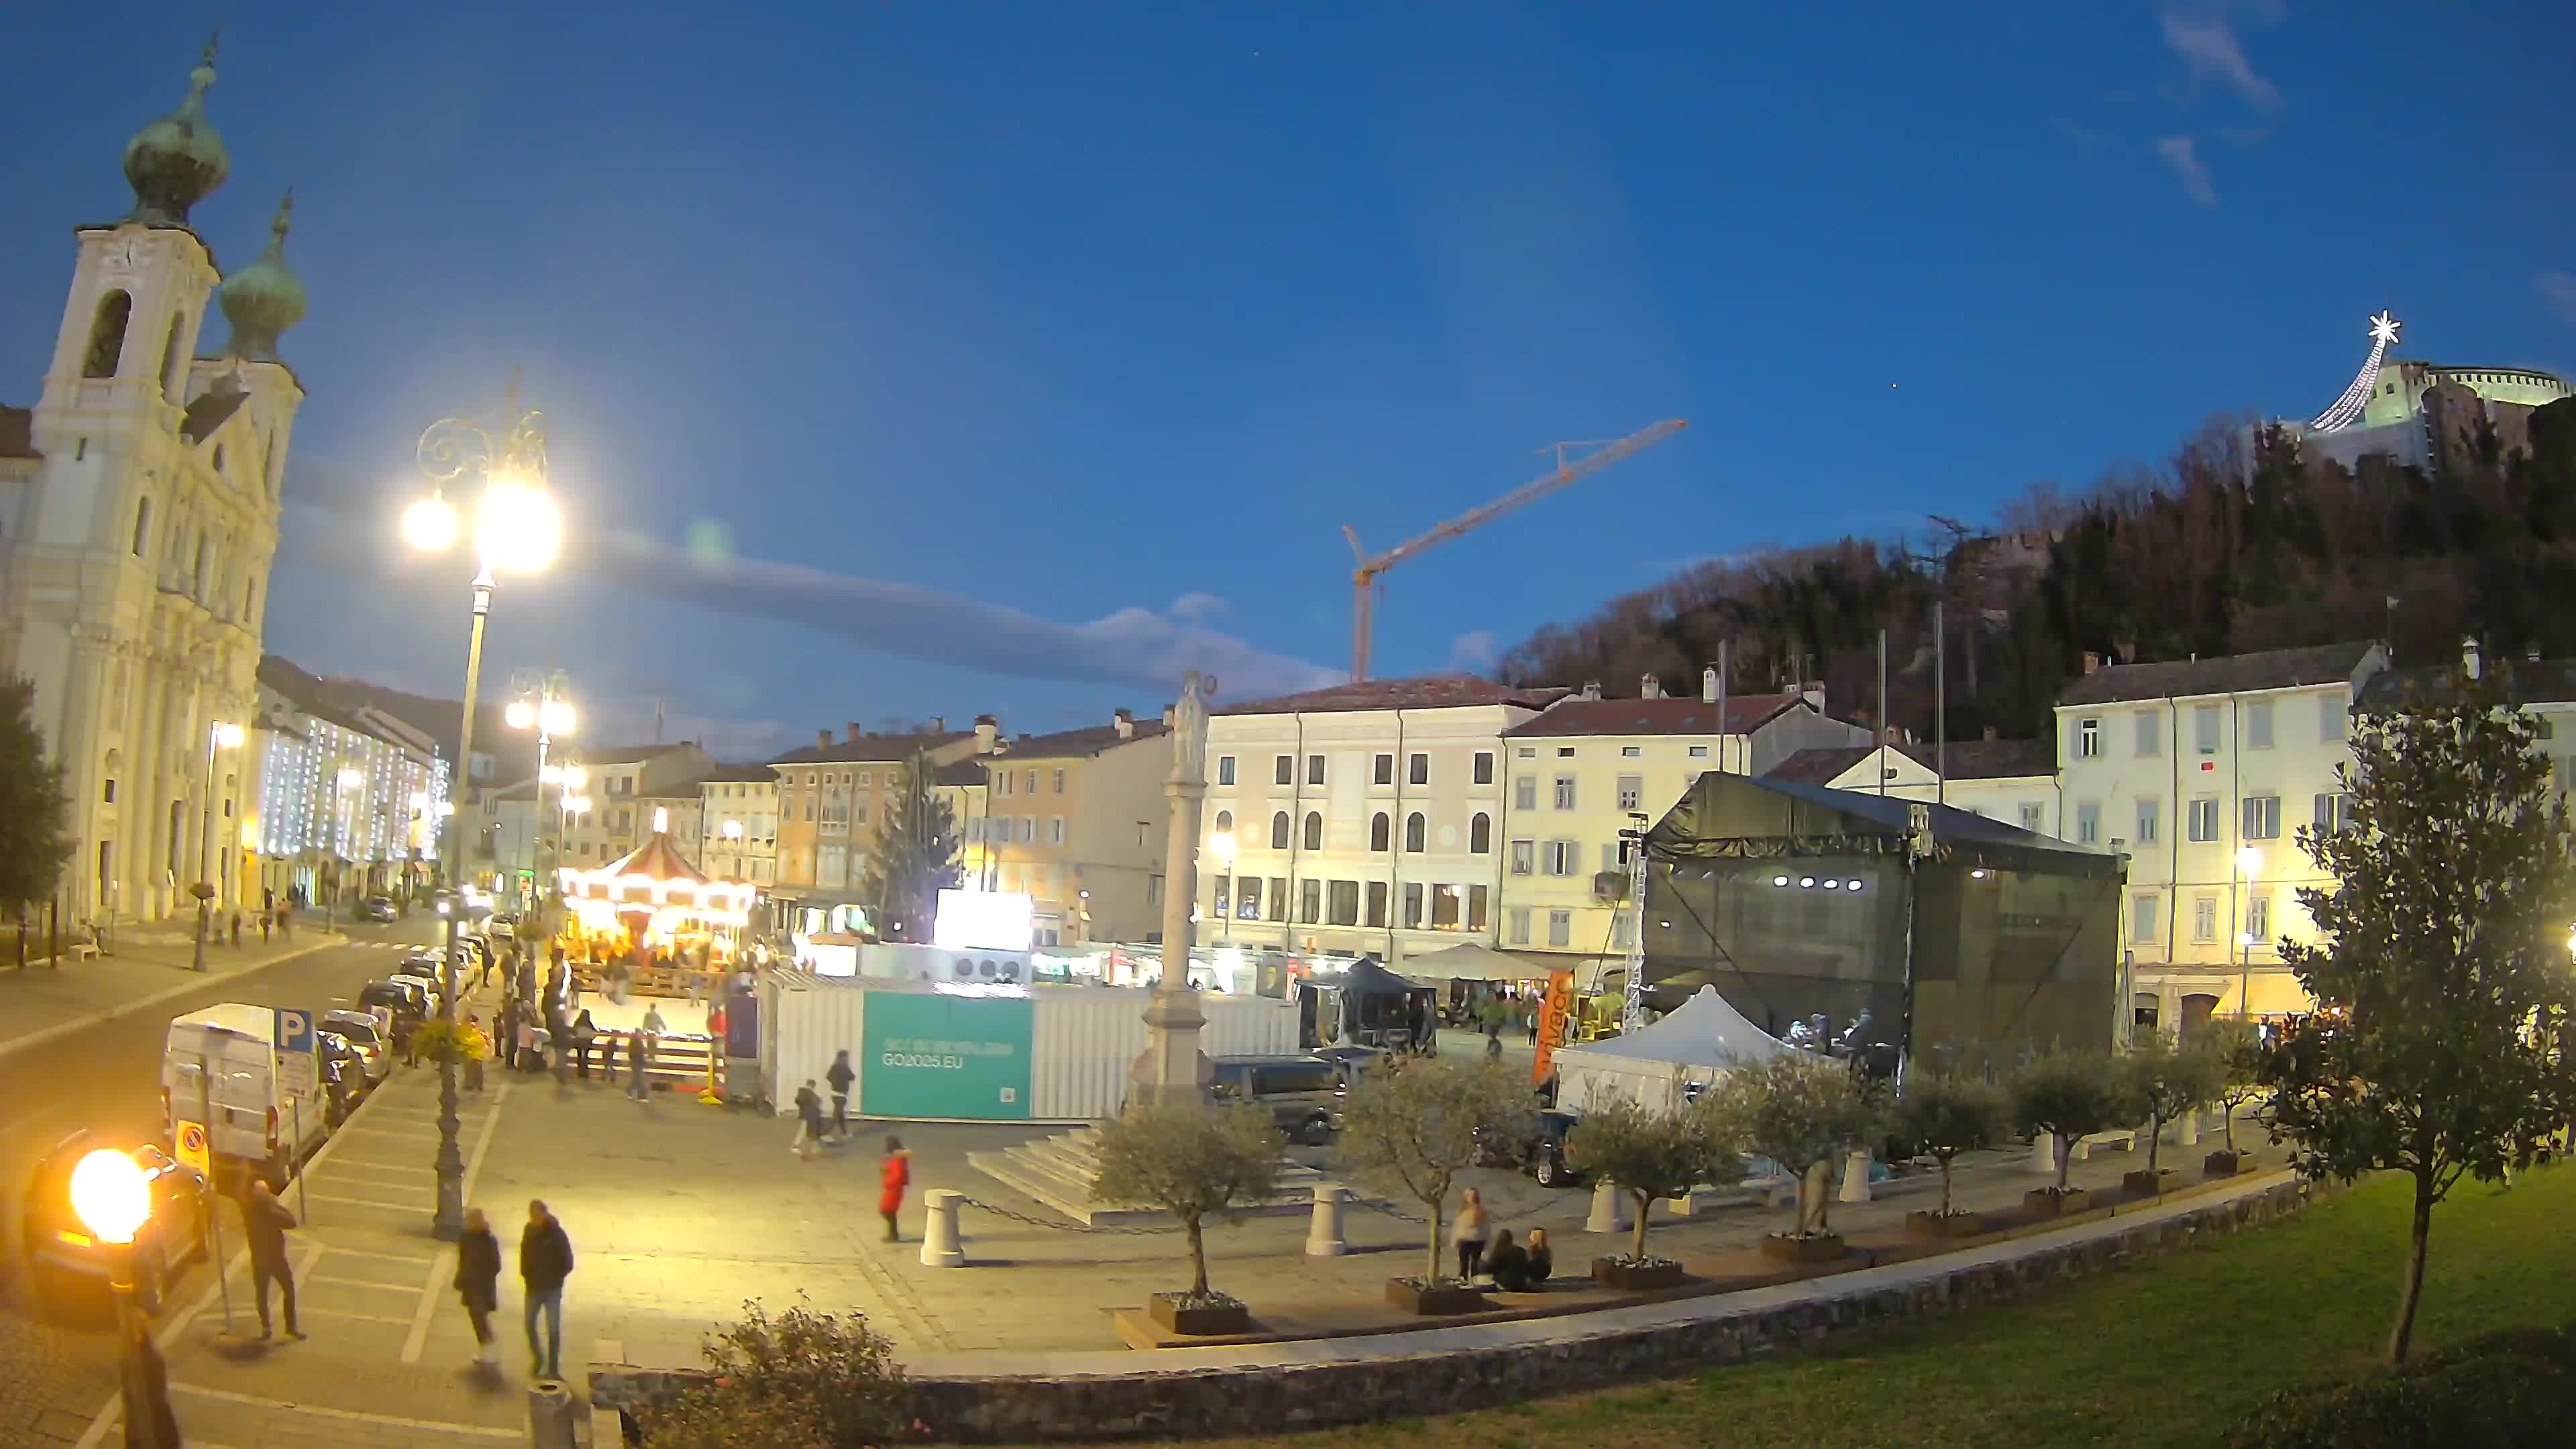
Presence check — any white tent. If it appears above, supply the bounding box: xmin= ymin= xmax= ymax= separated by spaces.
xmin=1551 ymin=985 xmax=1792 ymax=1115
xmin=1400 ymin=943 xmax=1548 ymax=983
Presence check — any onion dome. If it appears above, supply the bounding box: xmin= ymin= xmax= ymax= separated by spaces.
xmin=215 ymin=192 xmax=307 ymax=363
xmin=121 ymin=37 xmax=229 ymax=228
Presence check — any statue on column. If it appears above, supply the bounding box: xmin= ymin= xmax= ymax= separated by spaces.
xmin=1132 ymin=669 xmax=1219 ymax=1112
xmin=1169 ymin=670 xmax=1215 ymax=785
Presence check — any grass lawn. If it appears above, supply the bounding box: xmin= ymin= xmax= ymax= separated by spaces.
xmin=1124 ymin=1166 xmax=2576 ymax=1449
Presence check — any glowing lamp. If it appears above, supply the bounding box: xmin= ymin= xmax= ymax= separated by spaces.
xmin=506 ymin=699 xmax=535 ymax=730
xmin=541 ymin=700 xmax=574 ymax=735
xmin=2235 ymin=847 xmax=2263 ymax=877
xmin=1208 ymin=830 xmax=1235 ymax=866
xmin=337 ymin=767 xmax=364 ymax=791
xmin=69 ymin=1149 xmax=150 ymax=1245
xmin=401 ymin=494 xmax=462 ymax=553
xmin=212 ymin=721 xmax=245 ymax=749
xmin=475 ymin=478 xmax=561 ymax=574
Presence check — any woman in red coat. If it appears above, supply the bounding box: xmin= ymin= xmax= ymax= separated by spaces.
xmin=878 ymin=1136 xmax=911 ymax=1242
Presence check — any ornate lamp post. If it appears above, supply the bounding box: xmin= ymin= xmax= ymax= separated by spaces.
xmin=401 ymin=386 xmax=561 ymax=1238
xmin=191 ymin=720 xmax=244 ymax=971
xmin=71 ymin=1148 xmax=177 ymax=1447
xmin=507 ymin=669 xmax=577 ymax=906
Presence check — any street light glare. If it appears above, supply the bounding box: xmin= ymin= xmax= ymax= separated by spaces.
xmin=69 ymin=1148 xmax=150 ymax=1245
xmin=1208 ymin=830 xmax=1236 ymax=864
xmin=2235 ymin=846 xmax=2263 ymax=875
xmin=402 ymin=493 xmax=462 ymax=553
xmin=506 ymin=699 xmax=535 ymax=730
xmin=337 ymin=767 xmax=364 ymax=790
xmin=541 ymin=700 xmax=576 ymax=735
xmin=476 ymin=480 xmax=561 ymax=574
xmin=212 ymin=721 xmax=244 ymax=749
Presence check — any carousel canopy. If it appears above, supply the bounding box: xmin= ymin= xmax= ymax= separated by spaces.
xmin=598 ymin=831 xmax=714 ymax=887
xmin=558 ymin=821 xmax=757 ymax=923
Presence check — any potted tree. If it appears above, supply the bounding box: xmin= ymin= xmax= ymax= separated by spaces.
xmin=2009 ymin=1049 xmax=2125 ymax=1215
xmin=1338 ymin=1056 xmax=1528 ymax=1314
xmin=1703 ymin=1051 xmax=1876 ymax=1263
xmin=1090 ymin=1102 xmax=1283 ymax=1335
xmin=2118 ymin=1035 xmax=2222 ymax=1197
xmin=1564 ymin=1093 xmax=1743 ymax=1289
xmin=1892 ymin=1071 xmax=2010 ymax=1237
xmin=2198 ymin=1018 xmax=2265 ymax=1177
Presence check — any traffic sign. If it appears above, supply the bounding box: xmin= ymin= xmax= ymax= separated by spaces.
xmin=176 ymin=1120 xmax=211 ymax=1179
xmin=274 ymin=1007 xmax=317 ymax=1097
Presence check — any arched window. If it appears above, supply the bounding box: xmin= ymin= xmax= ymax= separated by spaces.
xmin=1214 ymin=809 xmax=1232 ymax=836
xmin=158 ymin=313 xmax=186 ymax=397
xmin=1370 ymin=812 xmax=1391 ymax=851
xmin=130 ymin=496 xmax=152 ymax=557
xmin=1404 ymin=812 xmax=1426 ymax=853
xmin=1470 ymin=812 xmax=1492 ymax=854
xmin=1270 ymin=811 xmax=1290 ymax=850
xmin=84 ymin=290 xmax=131 ymax=378
xmin=1302 ymin=810 xmax=1323 ymax=851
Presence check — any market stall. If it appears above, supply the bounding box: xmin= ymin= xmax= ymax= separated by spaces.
xmin=1295 ymin=956 xmax=1439 ymax=1054
xmin=1550 ymin=984 xmax=1791 ymax=1114
xmin=555 ymin=810 xmax=758 ymax=996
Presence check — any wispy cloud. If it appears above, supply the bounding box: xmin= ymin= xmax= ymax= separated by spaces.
xmin=1448 ymin=630 xmax=1499 ymax=673
xmin=2161 ymin=9 xmax=2282 ymax=109
xmin=1166 ymin=592 xmax=1228 ymax=625
xmin=2157 ymin=136 xmax=2219 ymax=207
xmin=2541 ymin=272 xmax=2576 ymax=326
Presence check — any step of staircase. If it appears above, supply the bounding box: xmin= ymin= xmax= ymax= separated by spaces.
xmin=967 ymin=1128 xmax=1327 ymax=1228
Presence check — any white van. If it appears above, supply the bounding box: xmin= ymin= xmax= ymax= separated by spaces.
xmin=162 ymin=1004 xmax=329 ymax=1185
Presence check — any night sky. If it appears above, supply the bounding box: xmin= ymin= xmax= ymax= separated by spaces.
xmin=4 ymin=2 xmax=2569 ymax=759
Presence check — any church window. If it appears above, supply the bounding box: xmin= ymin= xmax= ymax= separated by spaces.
xmin=131 ymin=497 xmax=152 ymax=557
xmin=75 ymin=438 xmax=87 ymax=461
xmin=158 ymin=314 xmax=184 ymax=397
xmin=212 ymin=444 xmax=225 ymax=474
xmin=85 ymin=291 xmax=131 ymax=378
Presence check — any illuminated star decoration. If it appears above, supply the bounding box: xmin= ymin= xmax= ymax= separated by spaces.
xmin=2369 ymin=311 xmax=2402 ymax=348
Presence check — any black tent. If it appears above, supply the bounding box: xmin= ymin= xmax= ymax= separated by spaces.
xmin=1297 ymin=957 xmax=1440 ymax=1054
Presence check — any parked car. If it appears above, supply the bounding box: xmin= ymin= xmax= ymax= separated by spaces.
xmin=21 ymin=1132 xmax=210 ymax=1313
xmin=313 ymin=1033 xmax=366 ymax=1124
xmin=317 ymin=1010 xmax=391 ymax=1083
xmin=1477 ymin=1108 xmax=1585 ymax=1186
xmin=358 ymin=895 xmax=398 ymax=923
xmin=357 ymin=979 xmax=429 ymax=1044
xmin=1208 ymin=1054 xmax=1347 ymax=1146
xmin=1313 ymin=1044 xmax=1388 ymax=1085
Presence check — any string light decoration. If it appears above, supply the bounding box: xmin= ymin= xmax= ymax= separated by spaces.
xmin=2308 ymin=312 xmax=2402 ymax=433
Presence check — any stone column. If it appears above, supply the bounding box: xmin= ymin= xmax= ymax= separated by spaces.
xmin=1128 ymin=672 xmax=1215 ymax=1113
xmin=1585 ymin=1181 xmax=1630 ymax=1234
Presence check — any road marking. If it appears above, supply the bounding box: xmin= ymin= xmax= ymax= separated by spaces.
xmin=402 ymin=1077 xmax=509 ymax=1364
xmin=308 ymin=1274 xmax=419 ymax=1293
xmin=326 ymin=1159 xmax=437 ymax=1177
xmin=167 ymin=1383 xmax=521 ymax=1438
xmin=291 ymin=1303 xmax=416 ymax=1325
xmin=335 ymin=1124 xmax=441 ymax=1140
xmin=313 ymin=1244 xmax=436 ymax=1267
xmin=302 ymin=1191 xmax=425 ymax=1212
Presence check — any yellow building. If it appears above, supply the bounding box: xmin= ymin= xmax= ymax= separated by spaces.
xmin=975 ymin=710 xmax=1171 ymax=946
xmin=769 ymin=720 xmax=988 ymax=934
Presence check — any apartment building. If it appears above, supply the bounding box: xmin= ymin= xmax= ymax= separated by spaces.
xmin=696 ymin=763 xmax=781 ymax=885
xmin=977 ymin=709 xmax=1171 ymax=945
xmin=1766 ymin=734 xmax=2061 ymax=835
xmin=1493 ymin=672 xmax=1870 ymax=975
xmin=769 ymin=720 xmax=987 ymax=934
xmin=2053 ymin=641 xmax=2388 ymax=1031
xmin=248 ymin=659 xmax=450 ymax=909
xmin=1200 ymin=678 xmax=1569 ymax=968
xmin=556 ymin=741 xmax=718 ymax=873
xmin=936 ymin=753 xmax=993 ymax=890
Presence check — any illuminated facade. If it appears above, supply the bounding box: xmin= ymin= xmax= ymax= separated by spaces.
xmin=2285 ymin=312 xmax=2573 ymax=474
xmin=248 ymin=658 xmax=447 ymax=906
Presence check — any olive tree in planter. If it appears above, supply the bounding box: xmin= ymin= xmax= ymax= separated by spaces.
xmin=2117 ymin=1035 xmax=2222 ymax=1196
xmin=1090 ymin=1102 xmax=1283 ymax=1335
xmin=1338 ymin=1055 xmax=1528 ymax=1314
xmin=645 ymin=1296 xmax=910 ymax=1449
xmin=2008 ymin=1049 xmax=2125 ymax=1214
xmin=2197 ymin=1017 xmax=2266 ymax=1175
xmin=1703 ymin=1051 xmax=1876 ymax=1263
xmin=1891 ymin=1071 xmax=2009 ymax=1236
xmin=1562 ymin=1093 xmax=1744 ymax=1289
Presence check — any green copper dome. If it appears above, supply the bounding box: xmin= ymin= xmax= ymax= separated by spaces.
xmin=121 ymin=38 xmax=229 ymax=228
xmin=215 ymin=192 xmax=307 ymax=364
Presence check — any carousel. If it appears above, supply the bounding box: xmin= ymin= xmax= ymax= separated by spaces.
xmin=553 ymin=807 xmax=759 ymax=983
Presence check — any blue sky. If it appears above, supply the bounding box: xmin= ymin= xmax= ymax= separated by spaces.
xmin=5 ymin=2 xmax=2570 ymax=759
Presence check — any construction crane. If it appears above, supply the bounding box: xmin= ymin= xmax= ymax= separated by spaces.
xmin=1343 ymin=418 xmax=1687 ymax=681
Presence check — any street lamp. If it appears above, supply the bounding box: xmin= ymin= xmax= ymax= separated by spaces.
xmin=404 ymin=381 xmax=561 ymax=1240
xmin=1207 ymin=830 xmax=1236 ymax=944
xmin=507 ymin=670 xmax=576 ymax=906
xmin=2235 ymin=846 xmax=2263 ymax=1018
xmin=71 ymin=1148 xmax=176 ymax=1447
xmin=191 ymin=721 xmax=244 ymax=973
xmin=722 ymin=818 xmax=744 ymax=877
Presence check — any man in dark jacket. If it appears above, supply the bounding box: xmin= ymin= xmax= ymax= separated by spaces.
xmin=455 ymin=1207 xmax=503 ymax=1368
xmin=825 ymin=1049 xmax=855 ymax=1140
xmin=519 ymin=1199 xmax=573 ymax=1379
xmin=243 ymin=1180 xmax=303 ymax=1340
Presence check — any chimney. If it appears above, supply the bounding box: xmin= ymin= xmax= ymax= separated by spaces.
xmin=1112 ymin=708 xmax=1134 ymax=739
xmin=2463 ymin=636 xmax=2482 ymax=680
xmin=2082 ymin=652 xmax=2101 ymax=675
xmin=1701 ymin=666 xmax=1719 ymax=704
xmin=1801 ymin=684 xmax=1825 ymax=712
xmin=1983 ymin=726 xmax=1998 ymax=742
xmin=930 ymin=716 xmax=947 ymax=733
xmin=974 ymin=715 xmax=998 ymax=754
xmin=1882 ymin=725 xmax=1900 ymax=745
xmin=846 ymin=722 xmax=863 ymax=744
xmin=1641 ymin=674 xmax=1662 ymax=699
xmin=815 ymin=729 xmax=832 ymax=751
xmin=1581 ymin=680 xmax=1602 ymax=701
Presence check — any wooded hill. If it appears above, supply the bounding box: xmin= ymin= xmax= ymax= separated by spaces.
xmin=1497 ymin=399 xmax=2576 ymax=742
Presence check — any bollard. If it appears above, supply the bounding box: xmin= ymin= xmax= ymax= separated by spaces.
xmin=2029 ymin=1135 xmax=2057 ymax=1177
xmin=918 ymin=1188 xmax=965 ymax=1269
xmin=1837 ymin=1148 xmax=1872 ymax=1204
xmin=1305 ymin=1182 xmax=1349 ymax=1256
xmin=1585 ymin=1181 xmax=1630 ymax=1234
xmin=526 ymin=1379 xmax=578 ymax=1449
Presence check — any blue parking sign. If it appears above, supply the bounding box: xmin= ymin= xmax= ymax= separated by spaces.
xmin=273 ymin=1008 xmax=313 ymax=1055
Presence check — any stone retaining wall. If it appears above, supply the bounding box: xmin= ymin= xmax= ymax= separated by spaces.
xmin=593 ymin=1176 xmax=2320 ymax=1444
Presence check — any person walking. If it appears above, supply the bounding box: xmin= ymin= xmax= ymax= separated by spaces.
xmin=455 ymin=1207 xmax=502 ymax=1368
xmin=1525 ymin=999 xmax=1542 ymax=1047
xmin=625 ymin=1031 xmax=649 ymax=1100
xmin=825 ymin=1050 xmax=855 ymax=1140
xmin=259 ymin=909 xmax=272 ymax=945
xmin=792 ymin=1080 xmax=826 ymax=1160
xmin=1452 ymin=1186 xmax=1490 ymax=1282
xmin=243 ymin=1180 xmax=303 ymax=1340
xmin=229 ymin=910 xmax=243 ymax=949
xmin=878 ymin=1136 xmax=911 ymax=1242
xmin=462 ymin=1012 xmax=488 ymax=1093
xmin=569 ymin=1010 xmax=598 ymax=1081
xmin=519 ymin=1199 xmax=573 ymax=1380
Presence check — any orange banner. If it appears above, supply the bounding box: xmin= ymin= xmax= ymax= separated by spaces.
xmin=1532 ymin=969 xmax=1576 ymax=1087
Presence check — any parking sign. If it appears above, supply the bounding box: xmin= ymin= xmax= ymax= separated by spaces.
xmin=274 ymin=1008 xmax=316 ymax=1096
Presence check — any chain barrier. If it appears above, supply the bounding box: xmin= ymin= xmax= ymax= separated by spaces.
xmin=1350 ymin=1183 xmax=1584 ymax=1229
xmin=955 ymin=1196 xmax=1185 ymax=1236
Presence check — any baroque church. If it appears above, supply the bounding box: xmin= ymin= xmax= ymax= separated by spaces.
xmin=0 ymin=41 xmax=308 ymax=926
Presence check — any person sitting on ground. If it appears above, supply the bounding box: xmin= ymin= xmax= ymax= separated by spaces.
xmin=1485 ymin=1228 xmax=1531 ymax=1291
xmin=1523 ymin=1227 xmax=1553 ymax=1287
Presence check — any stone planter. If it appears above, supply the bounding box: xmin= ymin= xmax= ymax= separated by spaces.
xmin=2122 ymin=1168 xmax=2176 ymax=1197
xmin=1758 ymin=1232 xmax=1845 ymax=1264
xmin=1591 ymin=1256 xmax=1686 ymax=1291
xmin=2204 ymin=1149 xmax=2247 ymax=1178
xmin=2023 ymin=1187 xmax=2094 ymax=1217
xmin=1385 ymin=1278 xmax=1487 ymax=1316
xmin=1906 ymin=1208 xmax=1987 ymax=1238
xmin=1146 ymin=1293 xmax=1250 ymax=1337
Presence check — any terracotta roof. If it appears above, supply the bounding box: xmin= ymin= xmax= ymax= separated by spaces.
xmin=1216 ymin=676 xmax=1570 ymax=716
xmin=934 ymin=759 xmax=989 ymax=788
xmin=2357 ymin=658 xmax=2576 ymax=710
xmin=695 ymin=762 xmax=781 ymax=784
xmin=1502 ymin=692 xmax=1805 ymax=739
xmin=769 ymin=731 xmax=969 ymax=765
xmin=994 ymin=718 xmax=1170 ymax=759
xmin=0 ymin=406 xmax=37 ymax=460
xmin=1768 ymin=737 xmax=2056 ymax=788
xmin=2055 ymin=643 xmax=2380 ymax=706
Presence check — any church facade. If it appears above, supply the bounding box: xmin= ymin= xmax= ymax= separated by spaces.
xmin=0 ymin=42 xmax=310 ymax=927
